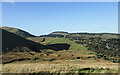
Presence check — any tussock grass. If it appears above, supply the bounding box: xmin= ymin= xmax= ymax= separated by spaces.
xmin=2 ymin=62 xmax=118 ymax=73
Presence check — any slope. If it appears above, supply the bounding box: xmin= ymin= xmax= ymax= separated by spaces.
xmin=0 ymin=26 xmax=35 ymax=38
xmin=2 ymin=28 xmax=45 ymax=52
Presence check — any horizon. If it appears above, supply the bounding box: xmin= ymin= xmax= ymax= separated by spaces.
xmin=2 ymin=2 xmax=118 ymax=35
xmin=0 ymin=26 xmax=119 ymax=36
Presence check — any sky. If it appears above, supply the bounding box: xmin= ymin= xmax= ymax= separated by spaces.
xmin=2 ymin=2 xmax=118 ymax=36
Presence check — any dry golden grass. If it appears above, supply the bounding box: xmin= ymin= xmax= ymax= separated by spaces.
xmin=2 ymin=61 xmax=118 ymax=73
xmin=2 ymin=52 xmax=34 ymax=64
xmin=2 ymin=49 xmax=119 ymax=73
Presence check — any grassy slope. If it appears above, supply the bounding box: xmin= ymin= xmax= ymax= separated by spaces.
xmin=1 ymin=26 xmax=35 ymax=38
xmin=2 ymin=28 xmax=47 ymax=64
xmin=40 ymin=37 xmax=95 ymax=55
xmin=2 ymin=37 xmax=118 ymax=73
xmin=2 ymin=28 xmax=45 ymax=52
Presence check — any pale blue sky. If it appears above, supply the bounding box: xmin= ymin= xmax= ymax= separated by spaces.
xmin=2 ymin=2 xmax=118 ymax=35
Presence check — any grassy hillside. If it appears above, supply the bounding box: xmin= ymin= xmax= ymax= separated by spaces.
xmin=2 ymin=28 xmax=45 ymax=53
xmin=0 ymin=27 xmax=35 ymax=38
xmin=41 ymin=32 xmax=119 ymax=60
xmin=2 ymin=29 xmax=81 ymax=64
xmin=28 ymin=37 xmax=94 ymax=55
xmin=1 ymin=27 xmax=119 ymax=73
xmin=3 ymin=36 xmax=119 ymax=73
xmin=2 ymin=28 xmax=47 ymax=64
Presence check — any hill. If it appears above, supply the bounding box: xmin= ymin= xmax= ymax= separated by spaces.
xmin=40 ymin=31 xmax=118 ymax=39
xmin=0 ymin=27 xmax=35 ymax=38
xmin=1 ymin=28 xmax=46 ymax=63
xmin=50 ymin=31 xmax=69 ymax=35
xmin=2 ymin=28 xmax=73 ymax=63
xmin=68 ymin=33 xmax=118 ymax=39
xmin=2 ymin=28 xmax=46 ymax=53
xmin=40 ymin=31 xmax=69 ymax=37
xmin=38 ymin=31 xmax=120 ymax=62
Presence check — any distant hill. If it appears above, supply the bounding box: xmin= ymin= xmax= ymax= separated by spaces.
xmin=50 ymin=31 xmax=69 ymax=35
xmin=40 ymin=31 xmax=69 ymax=37
xmin=0 ymin=27 xmax=35 ymax=38
xmin=40 ymin=31 xmax=118 ymax=39
xmin=68 ymin=33 xmax=118 ymax=39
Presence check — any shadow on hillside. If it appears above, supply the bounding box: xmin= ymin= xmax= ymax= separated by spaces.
xmin=2 ymin=28 xmax=70 ymax=52
xmin=2 ymin=28 xmax=45 ymax=52
xmin=45 ymin=43 xmax=70 ymax=51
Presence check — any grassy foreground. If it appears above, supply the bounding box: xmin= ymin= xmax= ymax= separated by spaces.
xmin=2 ymin=61 xmax=118 ymax=73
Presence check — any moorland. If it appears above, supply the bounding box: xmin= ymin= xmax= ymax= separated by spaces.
xmin=1 ymin=27 xmax=120 ymax=74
